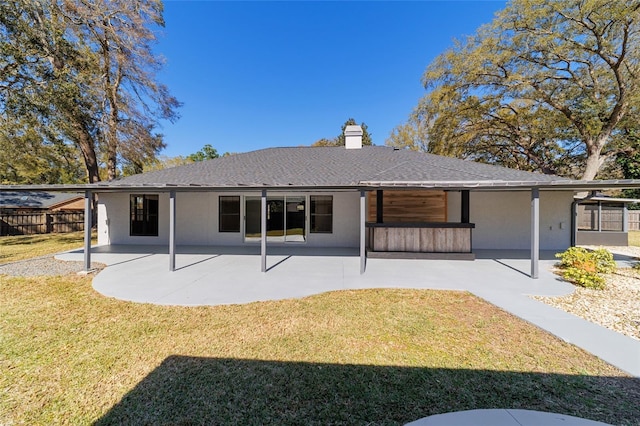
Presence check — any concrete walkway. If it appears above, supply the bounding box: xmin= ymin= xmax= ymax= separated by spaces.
xmin=57 ymin=245 xmax=640 ymax=377
xmin=405 ymin=409 xmax=612 ymax=425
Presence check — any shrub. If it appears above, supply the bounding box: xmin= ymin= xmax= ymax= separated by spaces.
xmin=561 ymin=267 xmax=606 ymax=290
xmin=555 ymin=247 xmax=615 ymax=274
xmin=591 ymin=248 xmax=616 ymax=274
xmin=555 ymin=247 xmax=614 ymax=290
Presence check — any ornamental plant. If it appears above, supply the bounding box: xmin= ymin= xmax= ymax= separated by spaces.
xmin=555 ymin=247 xmax=615 ymax=290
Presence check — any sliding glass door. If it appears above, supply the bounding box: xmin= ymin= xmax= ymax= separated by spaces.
xmin=245 ymin=196 xmax=306 ymax=242
xmin=285 ymin=197 xmax=305 ymax=242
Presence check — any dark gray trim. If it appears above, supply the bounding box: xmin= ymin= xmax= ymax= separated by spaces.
xmin=7 ymin=178 xmax=640 ymax=193
xmin=360 ymin=190 xmax=366 ymax=274
xmin=598 ymin=201 xmax=602 ymax=232
xmin=83 ymin=190 xmax=92 ymax=272
xmin=169 ymin=190 xmax=176 ymax=272
xmin=365 ymin=222 xmax=475 ymax=229
xmin=461 ymin=190 xmax=470 ymax=223
xmin=261 ymin=189 xmax=267 ymax=273
xmin=531 ymin=188 xmax=539 ymax=279
xmin=376 ymin=190 xmax=383 ymax=223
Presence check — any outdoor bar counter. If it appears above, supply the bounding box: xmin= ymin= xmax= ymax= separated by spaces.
xmin=366 ymin=222 xmax=475 ymax=260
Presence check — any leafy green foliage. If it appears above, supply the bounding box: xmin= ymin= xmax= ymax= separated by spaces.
xmin=187 ymin=144 xmax=220 ymax=162
xmin=615 ymin=130 xmax=640 ymax=203
xmin=388 ymin=0 xmax=640 ymax=180
xmin=555 ymin=247 xmax=615 ymax=289
xmin=0 ymin=120 xmax=85 ymax=184
xmin=0 ymin=0 xmax=180 ymax=182
xmin=561 ymin=267 xmax=606 ymax=290
xmin=312 ymin=118 xmax=373 ymax=146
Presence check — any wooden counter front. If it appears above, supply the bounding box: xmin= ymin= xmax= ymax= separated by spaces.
xmin=366 ymin=222 xmax=474 ymax=253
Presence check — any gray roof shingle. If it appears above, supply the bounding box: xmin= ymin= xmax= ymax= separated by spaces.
xmin=0 ymin=191 xmax=82 ymax=209
xmin=112 ymin=146 xmax=567 ymax=188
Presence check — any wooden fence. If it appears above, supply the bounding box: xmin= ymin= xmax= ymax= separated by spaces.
xmin=578 ymin=205 xmax=640 ymax=231
xmin=0 ymin=211 xmax=84 ymax=236
xmin=630 ymin=211 xmax=640 ymax=231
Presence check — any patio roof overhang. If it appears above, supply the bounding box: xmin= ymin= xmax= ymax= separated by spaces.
xmin=6 ymin=178 xmax=640 ymax=281
xmin=5 ymin=178 xmax=640 ymax=193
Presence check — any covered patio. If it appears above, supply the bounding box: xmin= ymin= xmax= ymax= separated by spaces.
xmin=59 ymin=244 xmax=569 ymax=306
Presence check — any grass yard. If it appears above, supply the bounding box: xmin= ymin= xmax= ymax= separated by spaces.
xmin=1 ymin=274 xmax=639 ymax=425
xmin=629 ymin=230 xmax=640 ymax=247
xmin=0 ymin=231 xmax=96 ymax=263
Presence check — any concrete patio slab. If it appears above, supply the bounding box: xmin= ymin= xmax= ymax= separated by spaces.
xmin=405 ymin=409 xmax=612 ymax=425
xmin=57 ymin=245 xmax=640 ymax=377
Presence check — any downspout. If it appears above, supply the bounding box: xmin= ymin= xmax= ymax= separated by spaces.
xmin=571 ymin=191 xmax=597 ymax=247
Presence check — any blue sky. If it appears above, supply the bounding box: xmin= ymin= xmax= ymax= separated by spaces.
xmin=157 ymin=0 xmax=507 ymax=157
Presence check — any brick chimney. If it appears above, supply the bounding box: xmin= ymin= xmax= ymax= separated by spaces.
xmin=344 ymin=125 xmax=363 ymax=149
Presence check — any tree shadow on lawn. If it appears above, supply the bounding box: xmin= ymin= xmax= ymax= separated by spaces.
xmin=96 ymin=356 xmax=640 ymax=425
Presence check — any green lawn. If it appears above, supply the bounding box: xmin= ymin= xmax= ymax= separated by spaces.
xmin=1 ymin=234 xmax=639 ymax=424
xmin=0 ymin=231 xmax=96 ymax=263
xmin=629 ymin=230 xmax=640 ymax=247
xmin=1 ymin=275 xmax=638 ymax=425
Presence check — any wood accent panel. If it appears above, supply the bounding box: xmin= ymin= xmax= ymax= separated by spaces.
xmin=367 ymin=190 xmax=447 ymax=223
xmin=369 ymin=226 xmax=471 ymax=253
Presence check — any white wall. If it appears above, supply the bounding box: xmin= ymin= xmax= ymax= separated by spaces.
xmin=98 ymin=191 xmax=361 ymax=248
xmin=98 ymin=192 xmax=170 ymax=245
xmin=98 ymin=189 xmax=571 ymax=251
xmin=447 ymin=191 xmax=461 ymax=222
xmin=470 ymin=190 xmax=572 ymax=250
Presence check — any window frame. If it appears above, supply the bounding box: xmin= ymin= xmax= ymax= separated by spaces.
xmin=130 ymin=194 xmax=159 ymax=237
xmin=310 ymin=195 xmax=333 ymax=234
xmin=219 ymin=195 xmax=241 ymax=233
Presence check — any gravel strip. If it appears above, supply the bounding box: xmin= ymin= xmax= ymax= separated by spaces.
xmin=0 ymin=256 xmax=103 ymax=277
xmin=533 ymin=246 xmax=640 ymax=341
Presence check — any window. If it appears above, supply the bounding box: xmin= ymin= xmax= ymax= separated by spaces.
xmin=130 ymin=195 xmax=159 ymax=236
xmin=310 ymin=195 xmax=332 ymax=233
xmin=219 ymin=196 xmax=241 ymax=232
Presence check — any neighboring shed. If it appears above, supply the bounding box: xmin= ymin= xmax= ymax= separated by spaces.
xmin=0 ymin=191 xmax=85 ymax=235
xmin=575 ymin=195 xmax=640 ymax=246
xmin=0 ymin=191 xmax=84 ymax=212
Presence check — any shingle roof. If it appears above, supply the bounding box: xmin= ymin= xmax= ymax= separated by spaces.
xmin=0 ymin=191 xmax=83 ymax=209
xmin=112 ymin=146 xmax=566 ymax=188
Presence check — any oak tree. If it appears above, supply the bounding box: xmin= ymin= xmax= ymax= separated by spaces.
xmin=388 ymin=0 xmax=640 ymax=179
xmin=0 ymin=0 xmax=180 ymax=183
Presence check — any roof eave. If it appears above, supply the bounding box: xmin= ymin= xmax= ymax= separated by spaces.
xmin=5 ymin=178 xmax=640 ymax=192
xmin=359 ymin=179 xmax=640 ymax=190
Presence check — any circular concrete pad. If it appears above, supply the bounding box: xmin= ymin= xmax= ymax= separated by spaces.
xmin=405 ymin=409 xmax=612 ymax=426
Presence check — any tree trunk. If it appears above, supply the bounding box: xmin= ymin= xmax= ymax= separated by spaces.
xmin=582 ymin=142 xmax=605 ymax=181
xmin=107 ymin=152 xmax=117 ymax=181
xmin=69 ymin=115 xmax=101 ymax=183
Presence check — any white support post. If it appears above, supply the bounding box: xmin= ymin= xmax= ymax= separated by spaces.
xmin=169 ymin=190 xmax=176 ymax=272
xmin=623 ymin=204 xmax=629 ymax=232
xmin=360 ymin=190 xmax=366 ymax=274
xmin=531 ymin=188 xmax=540 ymax=279
xmin=261 ymin=189 xmax=267 ymax=272
xmin=83 ymin=190 xmax=92 ymax=272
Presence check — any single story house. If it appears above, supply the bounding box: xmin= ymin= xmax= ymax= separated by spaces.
xmin=96 ymin=128 xmax=573 ymax=260
xmin=5 ymin=126 xmax=640 ymax=278
xmin=0 ymin=191 xmax=85 ymax=213
xmin=0 ymin=191 xmax=85 ymax=236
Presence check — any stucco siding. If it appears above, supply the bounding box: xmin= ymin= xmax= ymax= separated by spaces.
xmin=98 ymin=191 xmax=361 ymax=248
xmin=98 ymin=192 xmax=170 ymax=245
xmin=447 ymin=191 xmax=461 ymax=222
xmin=98 ymin=189 xmax=571 ymax=251
xmin=470 ymin=190 xmax=572 ymax=250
